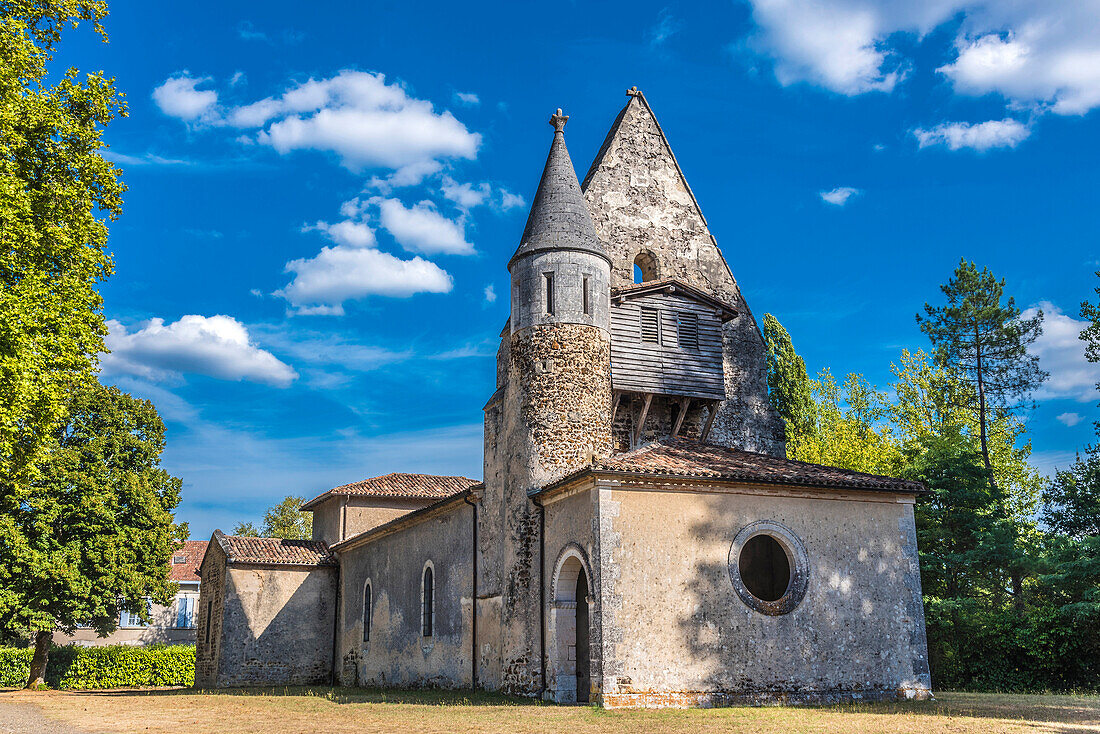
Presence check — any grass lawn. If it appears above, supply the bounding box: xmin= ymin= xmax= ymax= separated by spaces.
xmin=3 ymin=687 xmax=1098 ymax=734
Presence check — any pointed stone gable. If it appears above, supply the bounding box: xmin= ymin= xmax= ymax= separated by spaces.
xmin=581 ymin=92 xmax=737 ymax=301
xmin=581 ymin=90 xmax=786 ymax=457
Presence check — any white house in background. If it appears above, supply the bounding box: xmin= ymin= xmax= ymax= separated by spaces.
xmin=55 ymin=540 xmax=207 ymax=647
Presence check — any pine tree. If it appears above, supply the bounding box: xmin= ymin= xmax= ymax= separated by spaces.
xmin=917 ymin=260 xmax=1047 ymax=489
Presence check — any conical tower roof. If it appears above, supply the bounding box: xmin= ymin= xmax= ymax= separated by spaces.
xmin=509 ymin=109 xmax=608 ymax=269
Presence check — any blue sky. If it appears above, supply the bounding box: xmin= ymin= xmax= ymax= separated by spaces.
xmin=58 ymin=1 xmax=1100 ymax=538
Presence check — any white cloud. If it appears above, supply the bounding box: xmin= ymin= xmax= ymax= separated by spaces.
xmin=819 ymin=186 xmax=861 ymax=206
xmin=276 ymin=246 xmax=453 ymax=315
xmin=455 ymin=92 xmax=480 ymax=106
xmin=377 ymin=198 xmax=474 ymax=255
xmin=912 ymin=119 xmax=1031 ymax=151
xmin=500 ymin=190 xmax=525 ymax=210
xmin=103 ymin=151 xmax=191 ymax=166
xmin=1057 ymin=412 xmax=1084 ymax=427
xmin=152 ymin=73 xmax=219 ymax=121
xmin=650 ymin=9 xmax=681 ymax=48
xmin=441 ymin=176 xmax=491 ymax=210
xmin=102 ymin=315 xmax=297 ymax=387
xmin=484 ymin=284 xmax=496 ymax=303
xmin=745 ymin=1 xmax=1100 ymax=115
xmin=229 ymin=71 xmax=246 ymax=87
xmin=303 ymin=219 xmax=377 ymax=248
xmin=1024 ymin=301 xmax=1100 ymax=402
xmin=233 ymin=71 xmax=480 ymax=172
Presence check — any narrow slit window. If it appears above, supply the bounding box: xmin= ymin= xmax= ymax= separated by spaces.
xmin=677 ymin=312 xmax=700 ymax=351
xmin=422 ymin=566 xmax=434 ymax=637
xmin=204 ymin=600 xmax=213 ymax=645
xmin=640 ymin=307 xmax=660 ymax=344
xmin=582 ymin=275 xmax=591 ymax=316
xmin=363 ymin=583 xmax=372 ymax=642
xmin=544 ymin=272 xmax=555 ymax=316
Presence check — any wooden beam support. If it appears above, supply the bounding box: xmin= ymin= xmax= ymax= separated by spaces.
xmin=671 ymin=397 xmax=691 ymax=437
xmin=700 ymin=400 xmax=720 ymax=442
xmin=611 ymin=391 xmax=624 ymax=425
xmin=633 ymin=393 xmax=654 ymax=448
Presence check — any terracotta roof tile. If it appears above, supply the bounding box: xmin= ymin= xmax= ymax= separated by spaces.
xmin=169 ymin=540 xmax=207 ymax=582
xmin=216 ymin=533 xmax=334 ymax=566
xmin=302 ymin=473 xmax=480 ymax=509
xmin=540 ymin=439 xmax=923 ymax=495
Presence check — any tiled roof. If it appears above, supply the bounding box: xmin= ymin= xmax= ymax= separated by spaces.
xmin=538 ymin=439 xmax=924 ymax=495
xmin=216 ymin=533 xmax=334 ymax=566
xmin=302 ymin=473 xmax=481 ymax=509
xmin=169 ymin=540 xmax=207 ymax=582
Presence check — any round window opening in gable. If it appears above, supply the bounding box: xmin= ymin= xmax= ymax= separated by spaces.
xmin=728 ymin=521 xmax=809 ymax=616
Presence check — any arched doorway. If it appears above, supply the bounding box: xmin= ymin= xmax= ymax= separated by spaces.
xmin=575 ymin=570 xmax=590 ymax=703
xmin=551 ymin=549 xmax=592 ymax=703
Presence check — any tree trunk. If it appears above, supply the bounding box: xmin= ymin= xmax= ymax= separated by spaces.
xmin=1012 ymin=573 xmax=1024 ymax=614
xmin=974 ymin=326 xmax=997 ymax=491
xmin=25 ymin=629 xmax=51 ymax=689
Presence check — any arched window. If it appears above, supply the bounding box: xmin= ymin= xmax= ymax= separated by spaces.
xmin=421 ymin=566 xmax=434 ymax=637
xmin=633 ymin=251 xmax=659 ymax=283
xmin=363 ymin=582 xmax=372 ymax=642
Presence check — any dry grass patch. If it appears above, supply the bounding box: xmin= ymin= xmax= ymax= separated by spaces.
xmin=4 ymin=687 xmax=1098 ymax=734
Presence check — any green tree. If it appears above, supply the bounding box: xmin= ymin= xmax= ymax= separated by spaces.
xmin=0 ymin=1 xmax=125 ymax=488
xmin=1082 ymin=270 xmax=1100 ymax=369
xmin=233 ymin=495 xmax=312 ymax=540
xmin=1044 ymin=449 xmax=1100 ymax=540
xmin=917 ymin=260 xmax=1047 ymax=489
xmin=789 ymin=369 xmax=901 ymax=475
xmin=762 ymin=313 xmax=814 ymax=444
xmin=0 ymin=382 xmax=185 ymax=688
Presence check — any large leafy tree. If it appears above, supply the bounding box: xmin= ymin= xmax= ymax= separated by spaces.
xmin=234 ymin=495 xmax=312 ymax=540
xmin=917 ymin=260 xmax=1047 ymax=489
xmin=1 ymin=1 xmax=124 ymax=487
xmin=0 ymin=383 xmax=185 ymax=688
xmin=788 ymin=369 xmax=901 ymax=475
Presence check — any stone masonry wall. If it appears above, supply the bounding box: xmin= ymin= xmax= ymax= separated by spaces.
xmin=194 ymin=542 xmax=226 ymax=687
xmin=214 ymin=564 xmax=337 ymax=687
xmin=486 ymin=322 xmax=612 ymax=696
xmin=581 ymin=95 xmax=785 ymax=456
xmin=336 ymin=502 xmax=475 ymax=689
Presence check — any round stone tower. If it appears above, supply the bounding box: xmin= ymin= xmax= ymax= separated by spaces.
xmin=507 ymin=109 xmax=613 ymax=486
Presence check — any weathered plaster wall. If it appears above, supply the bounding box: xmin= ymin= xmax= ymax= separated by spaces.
xmin=311 ymin=501 xmax=342 ymax=545
xmin=213 ymin=564 xmax=337 ymax=687
xmin=195 ymin=542 xmax=226 ymax=687
xmin=581 ymin=95 xmax=784 ymax=456
xmin=596 ymin=482 xmax=931 ymax=707
xmin=336 ymin=502 xmax=475 ymax=688
xmin=541 ymin=485 xmax=600 ymax=703
xmin=312 ymin=497 xmax=437 ymax=545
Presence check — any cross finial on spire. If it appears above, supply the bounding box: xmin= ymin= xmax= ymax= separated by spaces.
xmin=549 ymin=108 xmax=568 ymax=133
xmin=626 ymin=85 xmax=642 ymax=97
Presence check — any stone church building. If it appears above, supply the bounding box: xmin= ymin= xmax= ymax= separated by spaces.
xmin=196 ymin=89 xmax=932 ymax=707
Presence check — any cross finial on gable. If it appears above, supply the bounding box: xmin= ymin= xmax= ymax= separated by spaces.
xmin=626 ymin=85 xmax=642 ymax=97
xmin=549 ymin=108 xmax=568 ymax=132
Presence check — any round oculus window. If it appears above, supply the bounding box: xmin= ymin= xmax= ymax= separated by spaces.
xmin=738 ymin=534 xmax=791 ymax=602
xmin=728 ymin=521 xmax=809 ymax=615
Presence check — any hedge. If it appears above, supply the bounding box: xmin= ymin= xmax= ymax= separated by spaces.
xmin=0 ymin=644 xmax=194 ymax=689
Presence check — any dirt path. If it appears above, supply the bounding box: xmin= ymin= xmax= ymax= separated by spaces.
xmin=0 ymin=698 xmax=89 ymax=734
